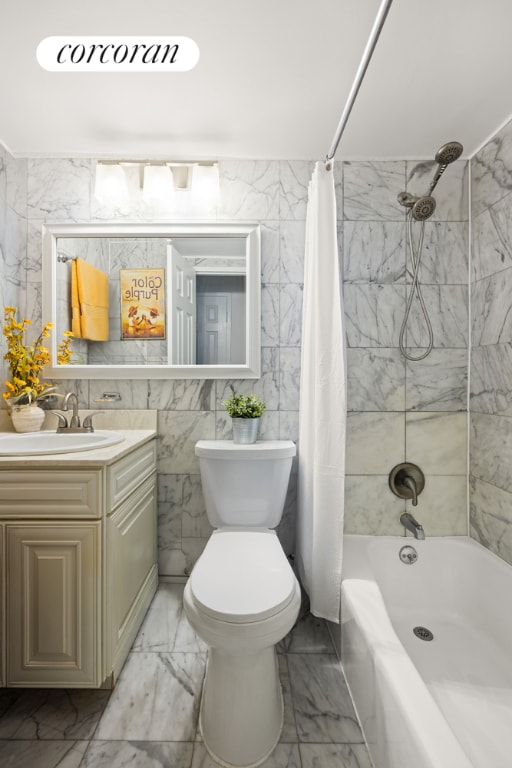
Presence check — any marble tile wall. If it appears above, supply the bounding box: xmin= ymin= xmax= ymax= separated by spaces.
xmin=0 ymin=143 xmax=27 ymax=332
xmin=3 ymin=154 xmax=311 ymax=577
xmin=343 ymin=158 xmax=469 ymax=537
xmin=470 ymin=116 xmax=512 ymax=565
xmin=0 ymin=146 xmax=470 ymax=576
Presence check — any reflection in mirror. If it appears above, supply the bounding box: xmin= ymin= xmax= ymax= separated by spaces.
xmin=42 ymin=223 xmax=260 ymax=379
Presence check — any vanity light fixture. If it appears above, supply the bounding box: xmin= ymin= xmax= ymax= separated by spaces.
xmin=192 ymin=163 xmax=220 ymax=206
xmin=142 ymin=163 xmax=174 ymax=202
xmin=94 ymin=160 xmax=219 ymax=206
xmin=170 ymin=163 xmax=193 ymax=191
xmin=94 ymin=162 xmax=128 ymax=201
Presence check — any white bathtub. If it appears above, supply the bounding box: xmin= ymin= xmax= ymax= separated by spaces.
xmin=341 ymin=534 xmax=512 ymax=768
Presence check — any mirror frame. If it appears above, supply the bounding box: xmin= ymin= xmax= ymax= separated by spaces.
xmin=42 ymin=222 xmax=261 ymax=379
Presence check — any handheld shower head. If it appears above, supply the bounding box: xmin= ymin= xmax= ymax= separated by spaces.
xmin=435 ymin=141 xmax=464 ymax=165
xmin=397 ymin=140 xmax=462 ymax=220
xmin=411 ymin=195 xmax=436 ymax=221
xmin=397 ymin=192 xmax=436 ymax=221
xmin=397 ymin=140 xmax=463 ymax=363
xmin=429 ymin=141 xmax=463 ymax=193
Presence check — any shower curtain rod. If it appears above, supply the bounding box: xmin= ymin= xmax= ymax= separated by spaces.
xmin=325 ymin=0 xmax=394 ymax=168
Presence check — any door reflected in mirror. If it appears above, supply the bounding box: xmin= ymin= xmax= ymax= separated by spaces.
xmin=42 ymin=223 xmax=260 ymax=380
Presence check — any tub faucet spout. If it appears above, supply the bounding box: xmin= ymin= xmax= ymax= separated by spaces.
xmin=400 ymin=512 xmax=425 ymax=540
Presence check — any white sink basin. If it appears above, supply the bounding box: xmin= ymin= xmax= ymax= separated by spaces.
xmin=0 ymin=430 xmax=125 ymax=456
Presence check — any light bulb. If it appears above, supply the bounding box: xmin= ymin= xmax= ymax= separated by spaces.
xmin=192 ymin=164 xmax=220 ymax=208
xmin=94 ymin=163 xmax=128 ymax=201
xmin=143 ymin=164 xmax=174 ymax=202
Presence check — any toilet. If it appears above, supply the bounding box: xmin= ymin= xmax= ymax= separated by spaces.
xmin=183 ymin=439 xmax=301 ymax=768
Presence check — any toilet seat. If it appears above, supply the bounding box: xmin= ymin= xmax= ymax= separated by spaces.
xmin=190 ymin=529 xmax=296 ymax=623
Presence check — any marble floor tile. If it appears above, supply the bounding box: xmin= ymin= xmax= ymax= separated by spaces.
xmin=0 ymin=585 xmax=372 ymax=768
xmin=277 ymin=655 xmax=298 ymax=743
xmin=299 ymin=743 xmax=374 ymax=768
xmin=81 ymin=740 xmax=194 ymax=767
xmin=287 ymin=654 xmax=364 ymax=744
xmin=191 ymin=742 xmax=301 ymax=768
xmin=132 ymin=582 xmax=206 ymax=654
xmin=0 ymin=738 xmax=88 ymax=768
xmin=278 ymin=611 xmax=334 ymax=654
xmin=0 ymin=689 xmax=110 ymax=740
xmin=173 ymin=608 xmax=208 ymax=654
xmin=131 ymin=583 xmax=183 ymax=652
xmin=95 ymin=652 xmax=206 ymax=741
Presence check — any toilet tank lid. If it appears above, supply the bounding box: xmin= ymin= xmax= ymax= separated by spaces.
xmin=195 ymin=439 xmax=296 ymax=459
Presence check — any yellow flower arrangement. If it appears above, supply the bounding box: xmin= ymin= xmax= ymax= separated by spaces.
xmin=2 ymin=307 xmax=72 ymax=406
xmin=57 ymin=331 xmax=75 ymax=366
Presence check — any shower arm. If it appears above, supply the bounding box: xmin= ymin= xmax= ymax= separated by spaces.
xmin=325 ymin=0 xmax=394 ymax=168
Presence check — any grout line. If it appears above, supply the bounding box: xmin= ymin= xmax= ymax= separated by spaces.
xmin=467 ymin=158 xmax=472 ymax=536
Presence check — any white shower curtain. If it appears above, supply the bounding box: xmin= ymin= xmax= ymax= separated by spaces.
xmin=296 ymin=161 xmax=346 ymax=623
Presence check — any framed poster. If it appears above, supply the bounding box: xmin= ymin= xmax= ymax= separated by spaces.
xmin=120 ymin=268 xmax=166 ymax=339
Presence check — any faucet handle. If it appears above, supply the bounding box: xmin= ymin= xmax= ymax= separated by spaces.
xmin=52 ymin=411 xmax=69 ymax=431
xmin=402 ymin=475 xmax=418 ymax=506
xmin=82 ymin=412 xmax=102 ymax=432
xmin=389 ymin=463 xmax=425 ymax=506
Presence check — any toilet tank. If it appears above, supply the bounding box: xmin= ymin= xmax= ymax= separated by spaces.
xmin=195 ymin=440 xmax=296 ymax=528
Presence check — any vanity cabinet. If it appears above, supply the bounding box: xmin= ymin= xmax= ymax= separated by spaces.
xmin=0 ymin=433 xmax=157 ymax=688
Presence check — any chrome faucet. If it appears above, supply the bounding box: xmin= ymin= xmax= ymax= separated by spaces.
xmin=64 ymin=392 xmax=80 ymax=428
xmin=400 ymin=512 xmax=425 ymax=540
xmin=53 ymin=393 xmax=99 ymax=433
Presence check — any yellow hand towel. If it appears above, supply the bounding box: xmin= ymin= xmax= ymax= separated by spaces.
xmin=75 ymin=257 xmax=109 ymax=341
xmin=71 ymin=259 xmax=82 ymax=337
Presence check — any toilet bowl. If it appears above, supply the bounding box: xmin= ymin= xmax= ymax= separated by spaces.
xmin=183 ymin=440 xmax=300 ymax=768
xmin=184 ymin=530 xmax=301 ymax=767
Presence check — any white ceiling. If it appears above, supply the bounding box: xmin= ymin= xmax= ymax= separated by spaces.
xmin=2 ymin=0 xmax=512 ymax=161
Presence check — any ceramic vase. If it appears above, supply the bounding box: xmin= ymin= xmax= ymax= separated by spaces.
xmin=10 ymin=404 xmax=46 ymax=433
xmin=231 ymin=417 xmax=260 ymax=444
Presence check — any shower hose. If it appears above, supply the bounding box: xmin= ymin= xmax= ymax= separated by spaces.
xmin=398 ymin=213 xmax=434 ymax=362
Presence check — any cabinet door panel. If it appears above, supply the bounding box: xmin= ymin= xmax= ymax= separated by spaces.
xmin=107 ymin=473 xmax=157 ymax=676
xmin=108 ymin=475 xmax=156 ymax=632
xmin=7 ymin=522 xmax=101 ymax=687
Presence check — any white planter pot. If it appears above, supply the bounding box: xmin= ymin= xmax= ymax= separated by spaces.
xmin=10 ymin=405 xmax=46 ymax=433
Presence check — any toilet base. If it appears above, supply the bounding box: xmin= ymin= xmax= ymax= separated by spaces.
xmin=199 ymin=645 xmax=284 ymax=768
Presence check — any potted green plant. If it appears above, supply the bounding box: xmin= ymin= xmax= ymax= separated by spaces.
xmin=223 ymin=388 xmax=266 ymax=444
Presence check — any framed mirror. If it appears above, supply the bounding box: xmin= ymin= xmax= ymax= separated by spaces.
xmin=42 ymin=222 xmax=261 ymax=379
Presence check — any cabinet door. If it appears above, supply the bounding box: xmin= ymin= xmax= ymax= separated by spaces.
xmin=0 ymin=524 xmax=4 ymax=687
xmin=106 ymin=473 xmax=158 ymax=680
xmin=6 ymin=522 xmax=101 ymax=687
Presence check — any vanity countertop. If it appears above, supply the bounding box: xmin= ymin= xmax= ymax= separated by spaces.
xmin=0 ymin=429 xmax=156 ymax=468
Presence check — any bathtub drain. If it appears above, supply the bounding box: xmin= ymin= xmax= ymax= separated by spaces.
xmin=413 ymin=626 xmax=434 ymax=641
